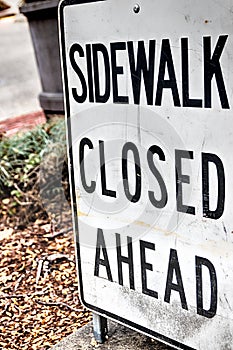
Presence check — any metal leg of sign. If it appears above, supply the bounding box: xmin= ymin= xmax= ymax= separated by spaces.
xmin=92 ymin=313 xmax=108 ymax=343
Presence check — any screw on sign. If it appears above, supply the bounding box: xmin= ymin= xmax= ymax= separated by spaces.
xmin=59 ymin=1 xmax=233 ymax=349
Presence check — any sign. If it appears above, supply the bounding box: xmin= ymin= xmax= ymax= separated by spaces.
xmin=59 ymin=1 xmax=233 ymax=348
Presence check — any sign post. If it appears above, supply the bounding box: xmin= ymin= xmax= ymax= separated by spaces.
xmin=59 ymin=1 xmax=233 ymax=348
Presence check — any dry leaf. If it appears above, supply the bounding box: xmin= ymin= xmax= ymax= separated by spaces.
xmin=0 ymin=227 xmax=13 ymax=241
xmin=0 ymin=222 xmax=90 ymax=348
xmin=2 ymin=198 xmax=10 ymax=205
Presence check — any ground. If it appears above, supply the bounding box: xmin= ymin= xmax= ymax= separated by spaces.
xmin=0 ymin=218 xmax=91 ymax=349
xmin=0 ymin=114 xmax=91 ymax=349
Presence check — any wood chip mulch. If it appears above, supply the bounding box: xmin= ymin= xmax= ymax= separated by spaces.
xmin=0 ymin=219 xmax=91 ymax=350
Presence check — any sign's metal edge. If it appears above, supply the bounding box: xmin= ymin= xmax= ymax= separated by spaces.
xmin=80 ymin=299 xmax=196 ymax=350
xmin=59 ymin=2 xmax=196 ymax=349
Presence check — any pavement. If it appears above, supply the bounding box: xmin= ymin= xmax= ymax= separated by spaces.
xmin=0 ymin=1 xmax=41 ymax=122
xmin=51 ymin=320 xmax=174 ymax=350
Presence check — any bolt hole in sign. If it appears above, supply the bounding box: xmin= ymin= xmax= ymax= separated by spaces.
xmin=59 ymin=0 xmax=233 ymax=349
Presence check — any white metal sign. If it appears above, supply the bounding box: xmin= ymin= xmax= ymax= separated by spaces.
xmin=59 ymin=1 xmax=233 ymax=348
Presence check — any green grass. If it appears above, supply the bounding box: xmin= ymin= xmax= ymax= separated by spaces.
xmin=0 ymin=119 xmax=68 ymax=225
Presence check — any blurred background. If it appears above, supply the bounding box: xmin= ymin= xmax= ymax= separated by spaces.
xmin=0 ymin=3 xmax=92 ymax=349
xmin=0 ymin=0 xmax=41 ymax=121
